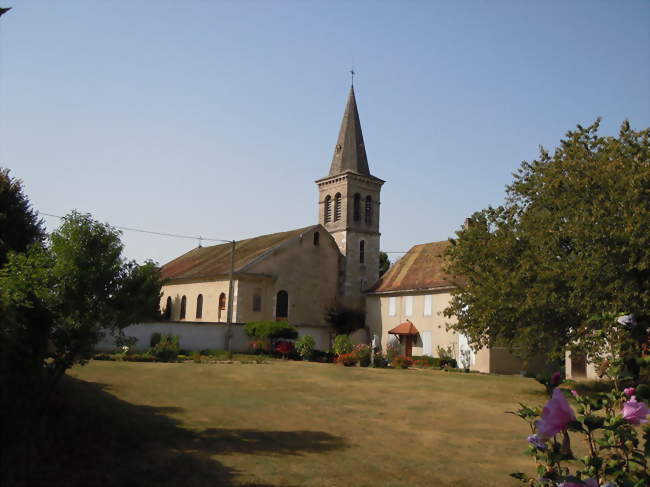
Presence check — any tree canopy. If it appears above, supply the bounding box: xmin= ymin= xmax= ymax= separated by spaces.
xmin=0 ymin=168 xmax=44 ymax=266
xmin=379 ymin=251 xmax=391 ymax=277
xmin=443 ymin=120 xmax=650 ymax=361
xmin=0 ymin=211 xmax=163 ymax=393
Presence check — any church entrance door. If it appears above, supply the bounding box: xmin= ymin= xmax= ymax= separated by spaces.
xmin=276 ymin=290 xmax=288 ymax=321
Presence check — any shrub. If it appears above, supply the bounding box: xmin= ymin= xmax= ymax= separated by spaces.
xmin=253 ymin=354 xmax=269 ymax=364
xmin=391 ymin=355 xmax=413 ymax=369
xmin=191 ymin=351 xmax=201 ymax=363
xmin=150 ymin=332 xmax=162 ymax=348
xmin=412 ymin=355 xmax=437 ymax=368
xmin=312 ymin=349 xmax=336 ymax=363
xmin=354 ymin=343 xmax=371 ymax=367
xmin=152 ymin=334 xmax=179 ymax=362
xmin=325 ymin=305 xmax=365 ymax=335
xmin=372 ymin=352 xmax=388 ymax=368
xmin=440 ymin=358 xmax=457 ymax=368
xmin=244 ymin=321 xmax=298 ymax=340
xmin=386 ymin=341 xmax=401 ymax=362
xmin=93 ymin=353 xmax=112 ymax=361
xmin=295 ymin=335 xmax=316 ymax=361
xmin=336 ymin=352 xmax=358 ymax=366
xmin=249 ymin=339 xmax=271 ymax=354
xmin=333 ymin=335 xmax=353 ymax=356
xmin=275 ymin=340 xmax=295 ymax=358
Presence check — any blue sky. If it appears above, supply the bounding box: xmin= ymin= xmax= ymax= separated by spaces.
xmin=1 ymin=1 xmax=648 ymax=264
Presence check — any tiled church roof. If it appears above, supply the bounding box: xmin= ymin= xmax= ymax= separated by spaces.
xmin=160 ymin=225 xmax=317 ymax=281
xmin=369 ymin=240 xmax=458 ymax=293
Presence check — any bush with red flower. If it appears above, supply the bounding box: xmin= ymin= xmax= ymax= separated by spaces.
xmin=335 ymin=352 xmax=358 ymax=366
xmin=274 ymin=340 xmax=295 ymax=358
xmin=390 ymin=355 xmax=412 ymax=369
xmin=249 ymin=339 xmax=271 ymax=354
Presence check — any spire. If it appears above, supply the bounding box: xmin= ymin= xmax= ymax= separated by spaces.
xmin=328 ymin=85 xmax=371 ymax=177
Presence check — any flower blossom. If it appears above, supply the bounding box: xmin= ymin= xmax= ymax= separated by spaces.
xmin=559 ymin=479 xmax=597 ymax=487
xmin=536 ymin=388 xmax=576 ymax=438
xmin=623 ymin=387 xmax=636 ymax=397
xmin=570 ymin=390 xmax=580 ymax=399
xmin=621 ymin=396 xmax=650 ymax=426
xmin=526 ymin=434 xmax=547 ymax=450
xmin=616 ymin=314 xmax=637 ymax=328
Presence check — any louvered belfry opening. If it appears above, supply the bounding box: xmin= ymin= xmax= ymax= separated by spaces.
xmin=365 ymin=195 xmax=372 ymax=224
xmin=324 ymin=195 xmax=332 ymax=223
xmin=334 ymin=193 xmax=342 ymax=221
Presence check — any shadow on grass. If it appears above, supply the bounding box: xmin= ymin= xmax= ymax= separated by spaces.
xmin=5 ymin=375 xmax=347 ymax=487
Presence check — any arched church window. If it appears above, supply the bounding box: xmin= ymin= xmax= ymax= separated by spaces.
xmin=353 ymin=193 xmax=361 ymax=222
xmin=313 ymin=231 xmax=320 ymax=246
xmin=196 ymin=294 xmax=203 ymax=319
xmin=365 ymin=196 xmax=372 ymax=225
xmin=324 ymin=195 xmax=332 ymax=223
xmin=164 ymin=296 xmax=172 ymax=320
xmin=360 ymin=240 xmax=365 ymax=264
xmin=276 ymin=290 xmax=289 ymax=320
xmin=334 ymin=193 xmax=342 ymax=221
xmin=180 ymin=295 xmax=187 ymax=320
xmin=218 ymin=292 xmax=226 ymax=322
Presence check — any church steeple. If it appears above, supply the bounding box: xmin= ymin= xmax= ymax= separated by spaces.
xmin=328 ymin=86 xmax=371 ymax=177
xmin=316 ymin=84 xmax=385 ymax=301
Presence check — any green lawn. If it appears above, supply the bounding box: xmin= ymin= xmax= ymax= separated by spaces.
xmin=42 ymin=361 xmax=547 ymax=486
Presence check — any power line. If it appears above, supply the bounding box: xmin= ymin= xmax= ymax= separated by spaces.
xmin=40 ymin=212 xmax=232 ymax=244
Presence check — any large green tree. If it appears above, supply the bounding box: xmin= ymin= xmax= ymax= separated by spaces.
xmin=0 ymin=168 xmax=45 ymax=266
xmin=0 ymin=211 xmax=162 ymax=393
xmin=443 ymin=120 xmax=649 ymax=361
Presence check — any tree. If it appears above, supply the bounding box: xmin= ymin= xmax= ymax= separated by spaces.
xmin=0 ymin=168 xmax=45 ymax=266
xmin=0 ymin=211 xmax=163 ymax=394
xmin=443 ymin=120 xmax=650 ymax=361
xmin=379 ymin=251 xmax=391 ymax=277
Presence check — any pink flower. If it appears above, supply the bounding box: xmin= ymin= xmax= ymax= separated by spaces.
xmin=570 ymin=390 xmax=580 ymax=399
xmin=536 ymin=388 xmax=576 ymax=438
xmin=624 ymin=387 xmax=636 ymax=397
xmin=559 ymin=479 xmax=597 ymax=487
xmin=621 ymin=396 xmax=650 ymax=426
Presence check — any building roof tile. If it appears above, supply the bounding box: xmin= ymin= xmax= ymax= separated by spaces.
xmin=369 ymin=240 xmax=458 ymax=293
xmin=160 ymin=225 xmax=317 ymax=281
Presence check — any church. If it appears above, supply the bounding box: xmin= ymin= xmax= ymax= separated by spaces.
xmin=154 ymin=86 xmax=545 ymax=375
xmin=158 ymin=85 xmax=383 ymax=335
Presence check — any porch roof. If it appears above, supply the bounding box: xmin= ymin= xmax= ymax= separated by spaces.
xmin=388 ymin=320 xmax=419 ymax=335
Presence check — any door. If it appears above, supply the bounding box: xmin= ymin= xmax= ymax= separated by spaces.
xmin=275 ymin=290 xmax=288 ymax=321
xmin=404 ymin=336 xmax=413 ymax=358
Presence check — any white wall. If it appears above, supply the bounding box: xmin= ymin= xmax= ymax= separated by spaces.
xmin=96 ymin=322 xmax=332 ymax=353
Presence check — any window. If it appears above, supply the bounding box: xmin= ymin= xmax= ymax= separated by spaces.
xmin=218 ymin=292 xmax=226 ymax=321
xmin=180 ymin=295 xmax=187 ymax=320
xmin=313 ymin=231 xmax=320 ymax=246
xmin=404 ymin=296 xmax=413 ymax=316
xmin=359 ymin=240 xmax=365 ymax=263
xmin=424 ymin=295 xmax=432 ymax=316
xmin=334 ymin=193 xmax=342 ymax=221
xmin=388 ymin=296 xmax=396 ymax=316
xmin=324 ymin=195 xmax=332 ymax=223
xmin=360 ymin=279 xmax=367 ymax=292
xmin=353 ymin=193 xmax=361 ymax=221
xmin=163 ymin=296 xmax=172 ymax=320
xmin=365 ymin=195 xmax=372 ymax=224
xmin=276 ymin=290 xmax=288 ymax=320
xmin=253 ymin=288 xmax=262 ymax=312
xmin=196 ymin=294 xmax=203 ymax=319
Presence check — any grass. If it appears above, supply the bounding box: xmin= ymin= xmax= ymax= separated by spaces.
xmin=16 ymin=360 xmax=550 ymax=486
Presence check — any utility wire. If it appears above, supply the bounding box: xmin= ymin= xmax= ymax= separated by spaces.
xmin=40 ymin=212 xmax=232 ymax=244
xmin=40 ymin=213 xmax=447 ymax=253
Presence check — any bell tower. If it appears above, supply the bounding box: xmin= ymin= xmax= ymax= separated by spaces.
xmin=316 ymin=85 xmax=384 ymax=299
